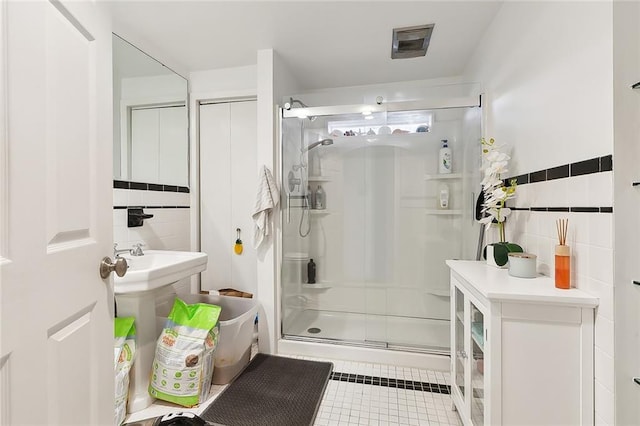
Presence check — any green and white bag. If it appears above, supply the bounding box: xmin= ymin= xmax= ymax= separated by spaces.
xmin=149 ymin=298 xmax=221 ymax=407
xmin=114 ymin=317 xmax=136 ymax=425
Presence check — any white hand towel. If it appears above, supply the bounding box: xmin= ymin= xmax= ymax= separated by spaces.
xmin=252 ymin=165 xmax=280 ymax=249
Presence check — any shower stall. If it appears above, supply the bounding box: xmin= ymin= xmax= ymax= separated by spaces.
xmin=279 ymin=98 xmax=481 ymax=355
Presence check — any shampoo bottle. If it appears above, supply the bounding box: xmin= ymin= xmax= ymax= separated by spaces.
xmin=438 ymin=139 xmax=452 ymax=174
xmin=315 ymin=185 xmax=326 ymax=210
xmin=307 ymin=259 xmax=316 ymax=284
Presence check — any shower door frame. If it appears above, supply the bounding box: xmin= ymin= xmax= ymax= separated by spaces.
xmin=277 ymin=96 xmax=482 ymax=353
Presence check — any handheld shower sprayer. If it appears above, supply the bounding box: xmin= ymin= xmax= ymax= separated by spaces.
xmin=304 ymin=138 xmax=334 ymax=152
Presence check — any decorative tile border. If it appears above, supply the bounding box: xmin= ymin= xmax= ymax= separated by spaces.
xmin=507 ymin=154 xmax=612 ymax=186
xmin=505 ymin=155 xmax=612 ymax=214
xmin=511 ymin=206 xmax=612 ymax=213
xmin=114 ymin=180 xmax=189 ymax=193
xmin=329 ymin=372 xmax=451 ymax=394
xmin=114 ymin=205 xmax=189 ymax=210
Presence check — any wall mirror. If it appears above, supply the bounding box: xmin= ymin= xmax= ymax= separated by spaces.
xmin=112 ymin=33 xmax=189 ymax=187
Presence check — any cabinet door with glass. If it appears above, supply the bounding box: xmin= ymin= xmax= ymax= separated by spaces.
xmin=450 ymin=277 xmax=488 ymax=426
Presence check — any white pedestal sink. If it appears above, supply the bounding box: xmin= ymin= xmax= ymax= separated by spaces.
xmin=114 ymin=250 xmax=208 ymax=413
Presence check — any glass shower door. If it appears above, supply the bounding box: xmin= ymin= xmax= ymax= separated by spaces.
xmin=280 ymin=103 xmax=481 ymax=353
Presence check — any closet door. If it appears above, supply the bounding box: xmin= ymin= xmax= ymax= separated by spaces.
xmin=199 ymin=101 xmax=257 ymax=292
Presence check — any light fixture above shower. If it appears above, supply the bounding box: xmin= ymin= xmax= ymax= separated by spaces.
xmin=391 ymin=24 xmax=434 ymax=59
xmin=326 ymin=110 xmax=432 ymax=135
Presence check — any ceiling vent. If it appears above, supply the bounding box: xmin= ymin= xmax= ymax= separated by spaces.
xmin=391 ymin=24 xmax=434 ymax=59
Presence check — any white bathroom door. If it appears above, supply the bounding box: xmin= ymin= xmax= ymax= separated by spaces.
xmin=0 ymin=1 xmax=114 ymax=425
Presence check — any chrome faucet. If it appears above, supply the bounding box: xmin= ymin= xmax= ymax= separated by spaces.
xmin=131 ymin=243 xmax=145 ymax=256
xmin=113 ymin=243 xmax=145 ymax=258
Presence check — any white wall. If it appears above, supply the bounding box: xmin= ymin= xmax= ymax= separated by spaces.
xmin=464 ymin=2 xmax=615 ymax=424
xmin=466 ymin=1 xmax=613 ymax=175
xmin=189 ymin=65 xmax=257 ymax=96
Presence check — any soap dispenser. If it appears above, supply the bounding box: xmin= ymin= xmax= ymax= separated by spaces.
xmin=438 ymin=184 xmax=450 ymax=209
xmin=315 ymin=185 xmax=326 ymax=210
xmin=438 ymin=139 xmax=452 ymax=174
xmin=307 ymin=185 xmax=314 ymax=210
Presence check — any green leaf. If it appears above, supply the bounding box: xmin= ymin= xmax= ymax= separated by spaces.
xmin=491 ymin=243 xmax=509 ymax=266
xmin=504 ymin=243 xmax=523 ymax=253
xmin=488 ymin=242 xmax=524 ymax=266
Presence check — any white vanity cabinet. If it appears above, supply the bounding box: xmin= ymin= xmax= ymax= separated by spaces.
xmin=447 ymin=260 xmax=598 ymax=426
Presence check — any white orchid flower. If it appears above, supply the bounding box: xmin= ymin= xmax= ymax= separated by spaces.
xmin=479 ymin=215 xmax=494 ymax=225
xmin=481 ymin=173 xmax=503 ymax=188
xmin=487 ymin=161 xmax=509 ymax=176
xmin=491 ymin=187 xmax=508 ymax=200
xmin=480 ymin=138 xmax=517 ymax=243
xmin=486 ymin=151 xmax=510 ymax=163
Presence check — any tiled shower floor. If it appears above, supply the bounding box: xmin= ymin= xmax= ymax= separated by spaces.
xmin=290 ymin=355 xmax=462 ymax=426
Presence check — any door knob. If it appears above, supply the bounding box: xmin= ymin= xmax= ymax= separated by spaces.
xmin=100 ymin=256 xmax=128 ymax=279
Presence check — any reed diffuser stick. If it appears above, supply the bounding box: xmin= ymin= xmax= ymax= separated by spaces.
xmin=556 ymin=218 xmax=568 ymax=245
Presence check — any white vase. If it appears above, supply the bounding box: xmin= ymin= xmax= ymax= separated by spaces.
xmin=486 ymin=245 xmax=508 ymax=269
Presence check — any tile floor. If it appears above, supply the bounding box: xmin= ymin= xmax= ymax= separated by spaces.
xmin=124 ymin=348 xmax=463 ymax=426
xmin=289 ymin=355 xmax=462 ymax=426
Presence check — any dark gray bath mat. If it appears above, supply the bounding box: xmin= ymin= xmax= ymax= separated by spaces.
xmin=201 ymin=353 xmax=333 ymax=426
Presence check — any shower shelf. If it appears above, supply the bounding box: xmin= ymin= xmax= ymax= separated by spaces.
xmin=425 ymin=209 xmax=463 ymax=215
xmin=308 ymin=175 xmax=332 ymax=182
xmin=302 ymin=283 xmax=331 ymax=289
xmin=310 ymin=210 xmax=333 ymax=216
xmin=424 ymin=173 xmax=463 ymax=180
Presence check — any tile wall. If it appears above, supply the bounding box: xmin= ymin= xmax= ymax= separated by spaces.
xmin=494 ymin=155 xmax=615 ymax=425
xmin=113 ymin=180 xmax=192 ymax=292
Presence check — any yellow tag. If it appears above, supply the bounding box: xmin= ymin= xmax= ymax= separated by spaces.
xmin=234 ymin=242 xmax=243 ymax=255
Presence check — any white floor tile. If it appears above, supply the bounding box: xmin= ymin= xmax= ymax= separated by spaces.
xmin=284 ymin=354 xmax=464 ymax=426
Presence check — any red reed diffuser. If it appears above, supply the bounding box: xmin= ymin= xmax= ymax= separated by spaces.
xmin=555 ymin=218 xmax=570 ymax=289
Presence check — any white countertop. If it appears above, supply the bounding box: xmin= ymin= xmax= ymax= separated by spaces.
xmin=446 ymin=260 xmax=599 ymax=308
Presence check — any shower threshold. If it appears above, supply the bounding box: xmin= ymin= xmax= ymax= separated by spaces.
xmin=282 ymin=309 xmax=450 ymax=355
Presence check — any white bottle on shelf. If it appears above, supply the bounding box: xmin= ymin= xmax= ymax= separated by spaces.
xmin=439 ymin=184 xmax=450 ymax=209
xmin=315 ymin=185 xmax=326 ymax=210
xmin=438 ymin=139 xmax=452 ymax=174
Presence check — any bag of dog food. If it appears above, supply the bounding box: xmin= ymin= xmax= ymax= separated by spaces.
xmin=114 ymin=317 xmax=136 ymax=425
xmin=149 ymin=298 xmax=221 ymax=407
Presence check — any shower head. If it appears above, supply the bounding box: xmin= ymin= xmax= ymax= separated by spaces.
xmin=284 ymin=97 xmax=309 ymax=110
xmin=284 ymin=97 xmax=316 ymax=121
xmin=305 ymin=139 xmax=334 ymax=152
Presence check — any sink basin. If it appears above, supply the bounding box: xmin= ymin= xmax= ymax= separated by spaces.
xmin=114 ymin=250 xmax=208 ymax=294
